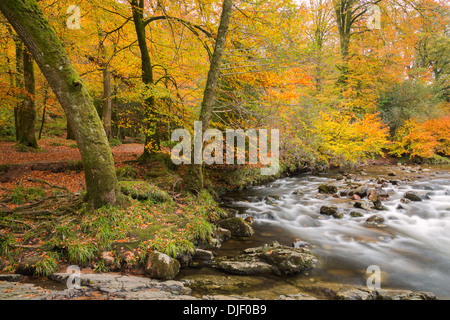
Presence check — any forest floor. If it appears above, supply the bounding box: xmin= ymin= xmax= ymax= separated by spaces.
xmin=0 ymin=137 xmax=144 ymax=196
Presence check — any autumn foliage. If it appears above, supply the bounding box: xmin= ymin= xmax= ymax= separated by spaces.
xmin=390 ymin=116 xmax=450 ymax=159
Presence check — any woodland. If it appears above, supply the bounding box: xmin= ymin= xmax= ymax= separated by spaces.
xmin=0 ymin=0 xmax=449 ymax=296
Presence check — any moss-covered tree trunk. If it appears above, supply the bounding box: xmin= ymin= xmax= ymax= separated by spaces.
xmin=187 ymin=0 xmax=233 ymax=191
xmin=0 ymin=0 xmax=124 ymax=209
xmin=18 ymin=48 xmax=38 ymax=148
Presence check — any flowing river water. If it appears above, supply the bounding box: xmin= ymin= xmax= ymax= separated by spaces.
xmin=197 ymin=164 xmax=450 ymax=299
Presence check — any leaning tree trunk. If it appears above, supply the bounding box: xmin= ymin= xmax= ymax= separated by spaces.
xmin=187 ymin=0 xmax=233 ymax=192
xmin=18 ymin=48 xmax=38 ymax=148
xmin=0 ymin=0 xmax=125 ymax=209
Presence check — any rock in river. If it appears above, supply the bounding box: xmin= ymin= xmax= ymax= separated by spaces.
xmin=404 ymin=191 xmax=423 ymax=202
xmin=318 ymin=184 xmax=338 ymax=194
xmin=365 ymin=215 xmax=386 ymax=226
xmin=213 ymin=241 xmax=317 ymax=276
xmin=217 ymin=217 xmax=255 ymax=237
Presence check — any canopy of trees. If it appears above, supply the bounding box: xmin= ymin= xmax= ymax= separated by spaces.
xmin=0 ymin=0 xmax=449 ymax=201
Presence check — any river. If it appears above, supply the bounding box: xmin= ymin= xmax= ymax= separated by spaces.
xmin=214 ymin=164 xmax=450 ymax=299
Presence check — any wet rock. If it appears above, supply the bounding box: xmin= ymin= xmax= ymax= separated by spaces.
xmin=368 ymin=189 xmax=378 ymax=202
xmin=292 ymin=189 xmax=304 ymax=196
xmin=217 ymin=217 xmax=255 ymax=237
xmin=404 ymin=191 xmax=422 ymax=202
xmin=213 ymin=241 xmax=317 ymax=276
xmin=0 ymin=274 xmax=24 ymax=282
xmin=145 ymin=251 xmax=180 ymax=280
xmin=336 ymin=288 xmax=375 ymax=300
xmin=244 ymin=216 xmax=255 ymax=225
xmin=318 ymin=184 xmax=338 ymax=194
xmin=374 ymin=289 xmax=436 ymax=300
xmin=365 ymin=215 xmax=386 ymax=225
xmin=319 ymin=205 xmax=343 ymax=219
xmin=388 ymin=172 xmax=396 ymax=176
xmin=214 ymin=257 xmax=273 ymax=275
xmin=193 ymin=249 xmax=215 ymax=265
xmin=372 ymin=196 xmax=388 ymax=211
xmin=49 ymin=273 xmax=193 ymax=299
xmin=0 ymin=280 xmax=52 ymax=300
xmin=339 ymin=190 xmax=349 ymax=196
xmin=319 ymin=205 xmax=338 ymax=216
xmin=336 ymin=288 xmax=436 ymax=300
xmin=353 ymin=200 xmax=372 ymax=210
xmin=292 ymin=240 xmax=311 ymax=248
xmin=176 ymin=252 xmax=192 ymax=268
xmin=350 ymin=211 xmax=364 ymax=217
xmin=276 ymin=293 xmax=318 ymax=300
xmin=215 ymin=227 xmax=232 ymax=242
xmin=263 ymin=246 xmax=318 ymax=276
xmin=353 ymin=185 xmax=368 ymax=198
xmin=351 ymin=194 xmax=361 ymax=200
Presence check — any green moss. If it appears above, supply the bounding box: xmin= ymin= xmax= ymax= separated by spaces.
xmin=119 ymin=180 xmax=172 ymax=203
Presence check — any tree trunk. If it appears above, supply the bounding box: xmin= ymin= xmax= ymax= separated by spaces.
xmin=38 ymin=86 xmax=48 ymax=140
xmin=187 ymin=0 xmax=233 ymax=191
xmin=0 ymin=0 xmax=125 ymax=209
xmin=66 ymin=117 xmax=75 ymax=140
xmin=334 ymin=0 xmax=354 ymax=87
xmin=13 ymin=38 xmax=23 ymax=141
xmin=18 ymin=48 xmax=38 ymax=148
xmin=131 ymin=0 xmax=161 ymax=159
xmin=102 ymin=67 xmax=112 ymax=140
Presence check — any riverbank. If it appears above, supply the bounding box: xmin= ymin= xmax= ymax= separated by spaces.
xmin=1 ymin=155 xmax=448 ymax=300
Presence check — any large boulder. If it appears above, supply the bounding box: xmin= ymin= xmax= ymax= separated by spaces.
xmin=145 ymin=251 xmax=180 ymax=280
xmin=213 ymin=241 xmax=317 ymax=276
xmin=217 ymin=217 xmax=254 ymax=237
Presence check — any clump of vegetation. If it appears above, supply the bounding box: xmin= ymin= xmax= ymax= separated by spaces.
xmin=109 ymin=138 xmax=122 ymax=147
xmin=116 ymin=165 xmax=138 ymax=179
xmin=34 ymin=252 xmax=59 ymax=277
xmin=119 ymin=180 xmax=172 ymax=203
xmin=11 ymin=186 xmax=46 ymax=204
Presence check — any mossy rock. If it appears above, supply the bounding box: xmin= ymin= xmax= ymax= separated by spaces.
xmin=217 ymin=217 xmax=254 ymax=237
xmin=119 ymin=180 xmax=172 ymax=203
xmin=145 ymin=251 xmax=180 ymax=280
xmin=318 ymin=184 xmax=338 ymax=194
